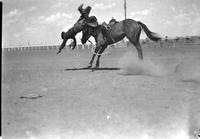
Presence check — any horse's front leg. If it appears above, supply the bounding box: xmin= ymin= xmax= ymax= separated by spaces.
xmin=57 ymin=40 xmax=67 ymax=54
xmin=87 ymin=46 xmax=101 ymax=68
xmin=95 ymin=45 xmax=107 ymax=68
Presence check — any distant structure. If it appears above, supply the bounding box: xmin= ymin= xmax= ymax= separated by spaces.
xmin=124 ymin=0 xmax=127 ymax=19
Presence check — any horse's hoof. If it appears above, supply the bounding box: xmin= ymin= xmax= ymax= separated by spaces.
xmin=87 ymin=65 xmax=92 ymax=69
xmin=95 ymin=65 xmax=99 ymax=69
xmin=71 ymin=46 xmax=76 ymax=50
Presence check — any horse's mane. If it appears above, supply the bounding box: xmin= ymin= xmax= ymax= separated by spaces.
xmin=85 ymin=24 xmax=102 ymax=37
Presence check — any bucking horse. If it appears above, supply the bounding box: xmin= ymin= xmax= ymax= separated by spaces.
xmin=57 ymin=4 xmax=161 ymax=68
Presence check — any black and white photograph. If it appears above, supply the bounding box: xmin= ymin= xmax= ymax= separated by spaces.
xmin=2 ymin=0 xmax=200 ymax=138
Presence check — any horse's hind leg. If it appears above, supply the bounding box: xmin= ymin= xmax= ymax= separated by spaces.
xmin=127 ymin=38 xmax=143 ymax=60
xmin=95 ymin=45 xmax=107 ymax=68
xmin=88 ymin=46 xmax=101 ymax=68
xmin=126 ymin=27 xmax=143 ymax=60
xmin=136 ymin=43 xmax=143 ymax=60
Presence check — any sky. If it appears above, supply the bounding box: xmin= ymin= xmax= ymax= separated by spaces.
xmin=2 ymin=0 xmax=200 ymax=48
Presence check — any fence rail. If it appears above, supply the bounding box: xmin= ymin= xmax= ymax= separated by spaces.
xmin=2 ymin=41 xmax=200 ymax=52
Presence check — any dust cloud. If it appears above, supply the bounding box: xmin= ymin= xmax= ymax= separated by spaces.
xmin=175 ymin=59 xmax=200 ymax=83
xmin=118 ymin=52 xmax=169 ymax=76
xmin=118 ymin=51 xmax=200 ymax=83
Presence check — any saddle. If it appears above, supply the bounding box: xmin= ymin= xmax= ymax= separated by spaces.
xmin=109 ymin=18 xmax=119 ymax=25
xmin=101 ymin=18 xmax=119 ymax=42
xmin=102 ymin=18 xmax=118 ymax=30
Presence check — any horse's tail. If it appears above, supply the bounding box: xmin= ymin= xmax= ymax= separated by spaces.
xmin=137 ymin=21 xmax=161 ymax=41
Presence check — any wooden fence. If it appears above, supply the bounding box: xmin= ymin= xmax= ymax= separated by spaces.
xmin=2 ymin=39 xmax=200 ymax=52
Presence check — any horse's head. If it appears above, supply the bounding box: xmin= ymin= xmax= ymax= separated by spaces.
xmin=58 ymin=17 xmax=87 ymax=53
xmin=59 ymin=4 xmax=92 ymax=44
xmin=58 ymin=26 xmax=79 ymax=53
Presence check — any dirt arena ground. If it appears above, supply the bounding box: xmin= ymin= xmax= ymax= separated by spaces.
xmin=2 ymin=45 xmax=200 ymax=139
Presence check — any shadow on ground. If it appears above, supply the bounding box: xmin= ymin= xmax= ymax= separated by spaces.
xmin=64 ymin=67 xmax=120 ymax=71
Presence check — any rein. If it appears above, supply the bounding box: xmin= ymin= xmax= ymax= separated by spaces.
xmin=87 ymin=39 xmax=110 ymax=56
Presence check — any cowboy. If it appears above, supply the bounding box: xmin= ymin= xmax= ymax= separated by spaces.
xmin=78 ymin=4 xmax=115 ymax=42
xmin=78 ymin=4 xmax=98 ymax=27
xmin=78 ymin=4 xmax=91 ymax=20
